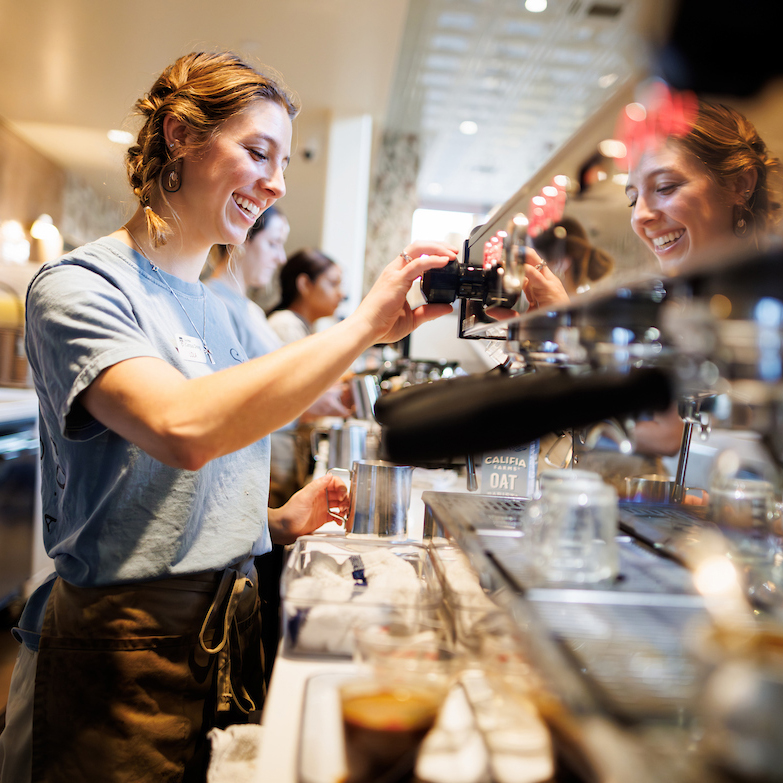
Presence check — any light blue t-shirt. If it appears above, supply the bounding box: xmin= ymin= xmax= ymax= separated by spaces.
xmin=25 ymin=237 xmax=272 ymax=587
xmin=205 ymin=276 xmax=297 ymax=433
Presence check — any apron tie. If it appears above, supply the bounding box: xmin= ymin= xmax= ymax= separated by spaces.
xmin=198 ymin=561 xmax=262 ymax=715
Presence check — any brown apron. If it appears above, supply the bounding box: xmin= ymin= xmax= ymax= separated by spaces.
xmin=31 ymin=563 xmax=263 ymax=783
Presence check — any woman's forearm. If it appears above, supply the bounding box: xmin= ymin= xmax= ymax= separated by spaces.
xmin=81 ymin=313 xmax=375 ymax=469
xmin=81 ymin=244 xmax=454 ymax=469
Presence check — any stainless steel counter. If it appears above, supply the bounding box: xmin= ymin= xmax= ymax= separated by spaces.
xmin=0 ymin=387 xmax=39 ymax=609
xmin=420 ymin=490 xmax=747 ymax=783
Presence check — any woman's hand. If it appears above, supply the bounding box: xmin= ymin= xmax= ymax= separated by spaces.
xmin=522 ymin=248 xmax=571 ymax=311
xmin=267 ymin=474 xmax=349 ymax=545
xmin=301 ymin=384 xmax=353 ymax=420
xmin=355 ymin=241 xmax=458 ymax=344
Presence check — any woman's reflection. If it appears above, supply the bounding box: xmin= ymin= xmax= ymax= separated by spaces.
xmin=530 ymin=217 xmax=614 ymax=296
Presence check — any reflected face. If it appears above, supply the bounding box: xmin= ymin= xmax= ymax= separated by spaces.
xmin=177 ymin=99 xmax=292 ymax=249
xmin=243 ymin=213 xmax=290 ymax=288
xmin=625 ymin=142 xmax=736 ymax=273
xmin=306 ymin=264 xmax=344 ymax=319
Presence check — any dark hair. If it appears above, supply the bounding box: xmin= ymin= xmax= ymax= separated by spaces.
xmin=577 ymin=152 xmax=611 ymax=196
xmin=532 ymin=217 xmax=614 ymax=288
xmin=274 ymin=248 xmax=336 ymax=311
xmin=247 ymin=205 xmax=286 ymax=243
xmin=126 ymin=51 xmax=300 ymax=247
xmin=675 ymin=102 xmax=781 ymax=236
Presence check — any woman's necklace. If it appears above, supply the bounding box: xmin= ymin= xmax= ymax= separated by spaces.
xmin=124 ymin=225 xmax=215 ymax=364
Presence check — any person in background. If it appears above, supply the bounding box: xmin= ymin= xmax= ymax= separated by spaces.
xmin=204 ymin=207 xmax=351 ymax=507
xmin=530 ymin=216 xmax=614 ymax=296
xmin=267 ymin=248 xmax=344 ymax=344
xmin=204 ymin=205 xmax=290 ymax=358
xmin=0 ymin=50 xmax=456 ymax=783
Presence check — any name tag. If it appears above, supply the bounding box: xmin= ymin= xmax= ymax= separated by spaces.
xmin=479 ymin=440 xmax=539 ymax=498
xmin=175 ymin=334 xmax=207 ymax=364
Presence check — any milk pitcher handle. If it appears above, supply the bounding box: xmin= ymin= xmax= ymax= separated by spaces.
xmin=327 ymin=467 xmax=352 ymax=484
xmin=326 ymin=467 xmax=352 ymax=526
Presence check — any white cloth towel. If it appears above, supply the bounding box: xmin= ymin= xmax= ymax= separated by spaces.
xmin=207 ymin=724 xmax=265 ymax=783
xmin=286 ymin=548 xmax=424 ymax=654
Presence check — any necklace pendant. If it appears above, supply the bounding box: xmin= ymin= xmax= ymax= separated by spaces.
xmin=205 ymin=345 xmax=215 ymax=365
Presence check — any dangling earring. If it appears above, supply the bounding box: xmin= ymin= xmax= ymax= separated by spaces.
xmin=733 ymin=199 xmax=752 ymax=238
xmin=162 ymin=158 xmax=182 ymax=193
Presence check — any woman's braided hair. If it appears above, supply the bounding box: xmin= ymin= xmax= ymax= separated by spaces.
xmin=677 ymin=102 xmax=782 ymax=236
xmin=125 ymin=51 xmax=299 ymax=247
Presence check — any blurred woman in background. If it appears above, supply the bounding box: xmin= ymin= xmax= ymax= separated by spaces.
xmin=205 ymin=211 xmax=352 ymax=685
xmin=206 ymin=211 xmax=351 ymax=506
xmin=268 ymin=248 xmax=345 ymax=344
xmin=205 ymin=205 xmax=289 ymax=356
xmin=530 ymin=216 xmax=614 ymax=296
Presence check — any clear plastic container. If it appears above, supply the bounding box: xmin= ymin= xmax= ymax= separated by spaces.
xmin=429 ymin=544 xmax=506 ymax=651
xmin=280 ymin=536 xmax=445 ymax=657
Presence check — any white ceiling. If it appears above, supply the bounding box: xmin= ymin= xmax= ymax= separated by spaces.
xmin=5 ymin=0 xmax=761 ymax=219
xmin=389 ymin=0 xmax=651 ymax=211
xmin=0 ymin=0 xmax=410 ymax=210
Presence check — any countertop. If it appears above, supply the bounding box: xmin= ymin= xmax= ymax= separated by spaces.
xmin=256 ymin=469 xmax=472 ymax=782
xmin=0 ymin=387 xmax=38 ymax=427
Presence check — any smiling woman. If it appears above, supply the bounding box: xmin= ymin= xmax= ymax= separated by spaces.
xmin=0 ymin=51 xmax=457 ymax=783
xmin=625 ymin=101 xmax=782 ymax=274
xmin=523 ymin=100 xmax=782 ymax=308
xmin=125 ymin=52 xmax=298 ymax=256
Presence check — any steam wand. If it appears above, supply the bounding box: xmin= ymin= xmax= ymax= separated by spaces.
xmin=671 ymin=396 xmax=710 ymax=503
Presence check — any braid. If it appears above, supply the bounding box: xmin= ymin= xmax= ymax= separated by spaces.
xmin=125 ymin=72 xmax=181 ymax=246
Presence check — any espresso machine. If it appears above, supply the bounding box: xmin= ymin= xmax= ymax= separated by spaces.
xmin=371 ymin=207 xmax=783 ymax=781
xmin=375 ymin=1 xmax=783 ymax=777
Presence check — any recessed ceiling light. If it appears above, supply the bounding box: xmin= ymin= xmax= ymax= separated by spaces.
xmin=625 ymin=103 xmax=647 ymax=122
xmin=108 ymin=129 xmax=134 ymax=145
xmin=525 ymin=0 xmax=547 ymax=11
xmin=598 ymin=139 xmax=627 ymax=158
xmin=613 ymin=173 xmax=629 ymax=185
xmin=459 ymin=120 xmax=478 ymax=135
xmin=598 ymin=73 xmax=618 ymax=89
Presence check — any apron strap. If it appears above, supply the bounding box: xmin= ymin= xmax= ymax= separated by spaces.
xmin=198 ymin=562 xmax=261 ymax=715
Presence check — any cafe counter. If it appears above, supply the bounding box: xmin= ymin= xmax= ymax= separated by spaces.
xmin=256 ymin=468 xmax=474 ymax=783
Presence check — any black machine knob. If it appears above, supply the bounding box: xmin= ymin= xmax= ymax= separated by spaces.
xmin=419 ymin=259 xmax=461 ymax=304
